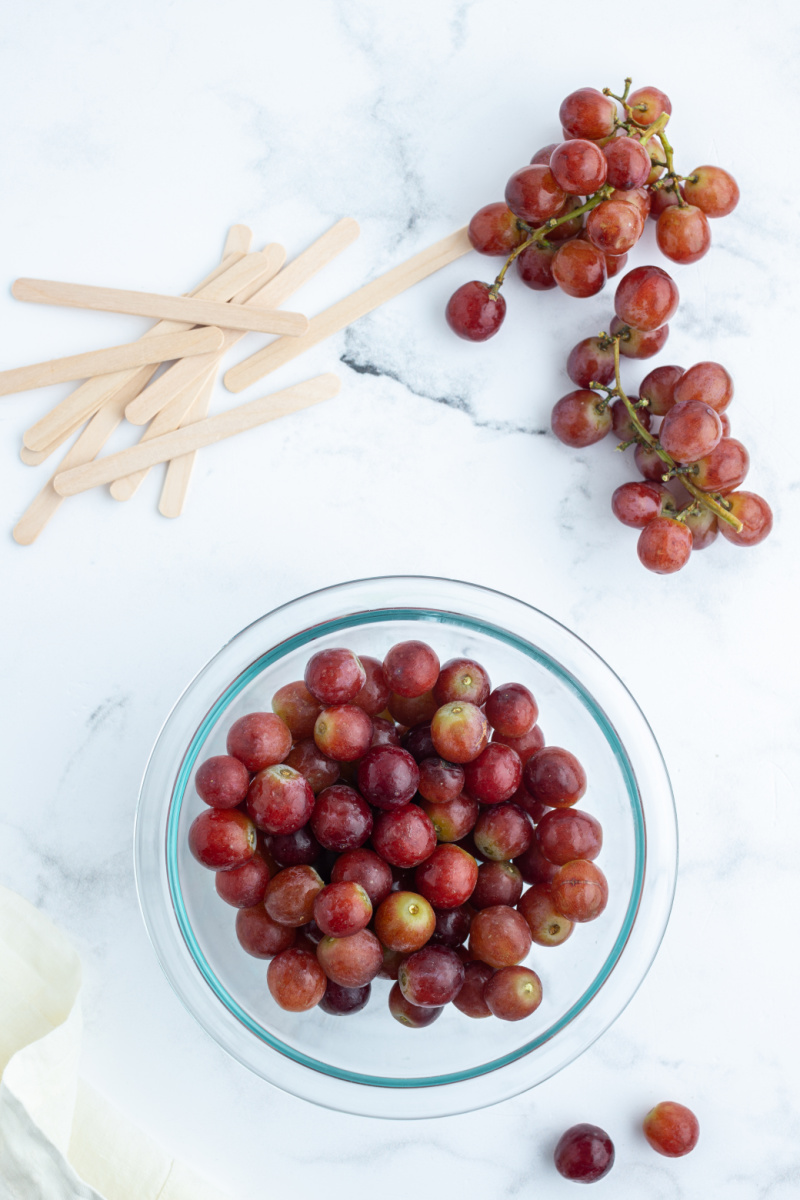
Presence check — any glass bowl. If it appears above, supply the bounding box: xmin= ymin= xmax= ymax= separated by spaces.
xmin=134 ymin=577 xmax=676 ymax=1118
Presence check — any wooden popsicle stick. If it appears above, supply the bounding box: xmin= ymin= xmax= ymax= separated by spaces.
xmin=21 ymin=430 xmax=80 ymax=465
xmin=22 ymin=247 xmax=278 ymax=452
xmin=53 ymin=374 xmax=341 ymax=496
xmin=13 ymin=372 xmax=142 ymax=544
xmin=224 ymin=226 xmax=471 ymax=393
xmin=116 ymin=244 xmax=288 ymax=492
xmin=0 ymin=327 xmax=225 ymax=397
xmin=222 ymin=225 xmax=253 ymax=256
xmin=13 ymin=279 xmax=310 ymax=337
xmin=12 ymin=227 xmax=250 ymax=542
xmin=125 ymin=218 xmax=359 ymax=425
xmin=109 ymin=362 xmax=216 ymax=500
xmin=158 ymin=368 xmax=217 ymax=517
xmin=125 ymin=243 xmax=288 ymax=425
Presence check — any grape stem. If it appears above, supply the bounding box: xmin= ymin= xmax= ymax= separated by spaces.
xmin=489 ymin=187 xmax=613 ymax=297
xmin=609 ymin=337 xmax=743 ymax=532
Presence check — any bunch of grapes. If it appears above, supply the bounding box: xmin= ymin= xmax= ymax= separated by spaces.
xmin=447 ymin=79 xmax=739 ymax=340
xmin=553 ymin=280 xmax=772 ymax=573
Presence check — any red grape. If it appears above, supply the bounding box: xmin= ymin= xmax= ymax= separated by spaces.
xmin=566 ymin=337 xmax=616 ymax=389
xmin=602 ymin=136 xmax=651 ymax=190
xmin=433 ymin=657 xmax=491 ymax=707
xmin=316 ymin=928 xmax=383 ymax=987
xmin=226 ymin=712 xmax=292 ymax=773
xmin=718 ymin=492 xmax=773 ymax=546
xmin=469 ymin=905 xmax=532 ymax=968
xmin=516 ymin=243 xmax=557 ymax=291
xmin=610 ymin=316 xmax=670 ymax=359
xmin=505 ymin=165 xmax=566 ymax=224
xmin=610 ymin=397 xmax=651 ymax=442
xmin=690 ymin=437 xmax=749 ymax=493
xmin=387 ymin=690 xmax=438 ymax=727
xmin=383 ymin=640 xmax=440 ymax=698
xmin=643 ymin=1101 xmax=700 ymax=1157
xmin=331 ymin=847 xmax=393 ymax=907
xmin=431 ymin=701 xmax=489 ymax=763
xmin=634 ymin=441 xmax=669 ymax=481
xmin=649 ymin=183 xmax=681 ymax=219
xmin=682 ymin=166 xmax=739 ymax=217
xmin=660 ymin=400 xmax=722 ymax=463
xmin=473 ymin=803 xmax=532 ymax=861
xmin=188 ymin=808 xmax=256 ymax=870
xmin=195 ymin=755 xmax=250 ymax=810
xmin=357 ymin=744 xmax=420 ymax=810
xmin=637 ymin=517 xmax=693 ymax=573
xmin=420 ymin=791 xmax=480 ymax=842
xmin=549 ymin=139 xmax=607 ymax=194
xmin=247 ymin=765 xmax=315 ymax=835
xmin=552 ymin=239 xmax=607 ymax=298
xmin=537 ymin=808 xmax=602 ymax=864
xmin=268 ymin=825 xmax=321 ymax=868
xmin=551 ymin=390 xmax=612 ymax=448
xmin=264 ymin=864 xmax=324 ymax=926
xmin=235 ymin=904 xmax=295 ymax=958
xmin=530 ymin=143 xmax=560 ymax=165
xmin=285 ymin=738 xmax=339 ymax=794
xmin=453 ymin=961 xmax=494 ymax=1018
xmin=272 ymin=681 xmax=322 ymax=739
xmin=559 ymin=88 xmax=617 ymax=140
xmin=672 ymin=361 xmax=733 ymax=413
xmin=657 ymin=205 xmax=711 ymax=264
xmin=417 ymin=757 xmax=465 ymax=804
xmin=389 ymin=981 xmax=442 ymax=1027
xmin=471 ymin=860 xmax=524 ymax=910
xmin=484 ymin=965 xmax=542 ymax=1020
xmin=518 ymin=883 xmax=573 ymax=946
xmin=680 ymin=505 xmax=718 ymax=550
xmin=639 ymin=364 xmax=684 ymax=416
xmin=431 ymin=903 xmax=472 ymax=949
xmin=628 ymin=85 xmax=671 ymax=124
xmin=612 ymin=480 xmax=674 ymax=527
xmin=523 ymin=747 xmax=586 ymax=807
xmin=314 ymin=704 xmax=373 ymax=761
xmin=615 ymin=265 xmax=679 ymax=331
xmin=215 ymin=852 xmax=271 ymax=908
xmin=319 ymin=980 xmax=371 ymax=1016
xmin=351 ymin=655 xmax=391 ymax=716
xmin=414 ymin=843 xmax=479 ymax=908
xmin=267 ymin=947 xmax=327 ymax=1011
xmin=468 ymin=203 xmax=526 ymax=255
xmin=398 ymin=944 xmax=465 ymax=1007
xmin=313 ymin=881 xmax=372 ymax=938
xmin=586 ymin=200 xmax=643 ymax=255
xmin=491 ymin=724 xmax=545 ymax=765
xmin=554 ymin=1123 xmax=615 ymax=1183
xmin=485 ymin=682 xmax=538 ymax=738
xmin=463 ymin=743 xmax=523 ymax=804
xmin=552 ymin=860 xmax=608 ymax=922
xmin=371 ymin=804 xmax=437 ymax=868
xmin=446 ymin=281 xmax=506 ymax=341
xmin=311 ymin=784 xmax=373 ymax=851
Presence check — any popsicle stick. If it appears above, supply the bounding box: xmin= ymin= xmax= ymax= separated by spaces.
xmin=222 ymin=225 xmax=253 ymax=256
xmin=13 ymin=372 xmax=142 ymax=544
xmin=125 ymin=243 xmax=288 ymax=425
xmin=125 ymin=218 xmax=359 ymax=425
xmin=22 ymin=248 xmax=277 ymax=452
xmin=0 ymin=327 xmax=228 ymax=398
xmin=12 ymin=227 xmax=249 ymax=542
xmin=224 ymin=226 xmax=471 ymax=392
xmin=13 ymin=279 xmax=309 ymax=336
xmin=158 ymin=369 xmax=217 ymax=517
xmin=53 ymin=374 xmax=341 ymax=496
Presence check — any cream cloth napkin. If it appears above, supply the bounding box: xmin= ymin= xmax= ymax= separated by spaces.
xmin=0 ymin=884 xmax=230 ymax=1200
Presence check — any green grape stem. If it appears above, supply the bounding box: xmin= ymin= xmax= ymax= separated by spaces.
xmin=610 ymin=338 xmax=743 ymax=533
xmin=489 ymin=187 xmax=613 ymax=297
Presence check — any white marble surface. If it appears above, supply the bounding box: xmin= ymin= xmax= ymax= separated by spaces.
xmin=2 ymin=0 xmax=799 ymax=1194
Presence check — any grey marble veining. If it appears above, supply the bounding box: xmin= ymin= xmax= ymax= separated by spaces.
xmin=2 ymin=0 xmax=800 ymax=1196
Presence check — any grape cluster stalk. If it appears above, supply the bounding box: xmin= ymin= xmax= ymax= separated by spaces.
xmin=448 ymin=78 xmax=772 ymax=573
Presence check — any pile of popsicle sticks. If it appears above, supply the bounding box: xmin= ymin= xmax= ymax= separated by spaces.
xmin=9 ymin=219 xmax=472 ymax=545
